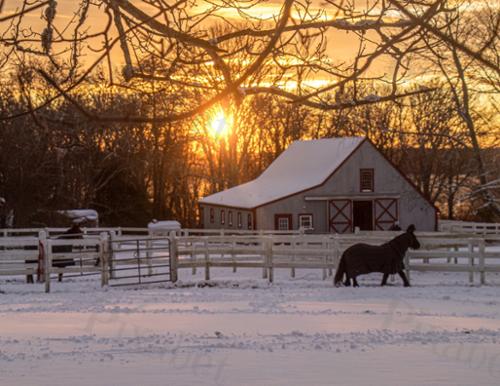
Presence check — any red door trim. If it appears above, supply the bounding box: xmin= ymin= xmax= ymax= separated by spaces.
xmin=329 ymin=200 xmax=352 ymax=233
xmin=374 ymin=198 xmax=398 ymax=230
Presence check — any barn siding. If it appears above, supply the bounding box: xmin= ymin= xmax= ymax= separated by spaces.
xmin=256 ymin=141 xmax=436 ymax=232
xmin=200 ymin=204 xmax=254 ymax=230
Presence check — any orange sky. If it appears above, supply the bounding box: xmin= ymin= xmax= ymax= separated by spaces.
xmin=2 ymin=0 xmax=497 ymax=123
xmin=1 ymin=0 xmax=392 ymax=81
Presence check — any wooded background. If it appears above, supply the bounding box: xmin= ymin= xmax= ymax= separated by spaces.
xmin=0 ymin=1 xmax=498 ymax=226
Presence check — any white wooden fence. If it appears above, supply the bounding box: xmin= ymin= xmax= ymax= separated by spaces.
xmin=0 ymin=227 xmax=302 ymax=238
xmin=0 ymin=227 xmax=149 ymax=238
xmin=0 ymin=231 xmax=109 ymax=292
xmin=1 ymin=229 xmax=500 ymax=291
xmin=170 ymin=232 xmax=500 ymax=286
xmin=42 ymin=233 xmax=108 ymax=292
xmin=439 ymin=220 xmax=500 ymax=235
xmin=0 ymin=235 xmax=40 ymax=278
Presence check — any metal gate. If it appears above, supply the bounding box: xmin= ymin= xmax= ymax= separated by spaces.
xmin=108 ymin=237 xmax=173 ymax=287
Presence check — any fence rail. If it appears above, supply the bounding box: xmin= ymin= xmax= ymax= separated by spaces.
xmin=172 ymin=232 xmax=500 ymax=285
xmin=0 ymin=227 xmax=150 ymax=238
xmin=439 ymin=220 xmax=500 ymax=235
xmin=1 ymin=229 xmax=500 ymax=291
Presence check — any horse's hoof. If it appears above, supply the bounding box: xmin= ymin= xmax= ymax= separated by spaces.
xmin=404 ymin=284 xmax=411 ymax=287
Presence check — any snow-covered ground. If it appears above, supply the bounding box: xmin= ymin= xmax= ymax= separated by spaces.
xmin=1 ymin=268 xmax=500 ymax=386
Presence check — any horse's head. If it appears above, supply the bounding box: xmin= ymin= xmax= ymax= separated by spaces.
xmin=406 ymin=224 xmax=420 ymax=250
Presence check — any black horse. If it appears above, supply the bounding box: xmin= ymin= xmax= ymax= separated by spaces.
xmin=334 ymin=224 xmax=420 ymax=287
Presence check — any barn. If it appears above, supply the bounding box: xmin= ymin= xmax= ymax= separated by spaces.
xmin=199 ymin=137 xmax=438 ymax=233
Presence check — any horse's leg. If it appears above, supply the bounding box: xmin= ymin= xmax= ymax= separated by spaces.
xmin=58 ymin=273 xmax=63 ymax=282
xmin=398 ymin=271 xmax=410 ymax=287
xmin=352 ymin=277 xmax=360 ymax=287
xmin=344 ymin=277 xmax=351 ymax=286
xmin=381 ymin=273 xmax=389 ymax=286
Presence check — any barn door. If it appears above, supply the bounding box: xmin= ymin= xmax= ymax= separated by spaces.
xmin=329 ymin=200 xmax=352 ymax=233
xmin=374 ymin=198 xmax=398 ymax=230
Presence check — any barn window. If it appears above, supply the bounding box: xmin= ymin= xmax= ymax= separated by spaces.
xmin=360 ymin=169 xmax=374 ymax=192
xmin=220 ymin=209 xmax=225 ymax=225
xmin=228 ymin=211 xmax=233 ymax=227
xmin=237 ymin=212 xmax=242 ymax=228
xmin=209 ymin=208 xmax=214 ymax=223
xmin=275 ymin=214 xmax=292 ymax=231
xmin=298 ymin=214 xmax=313 ymax=230
xmin=247 ymin=214 xmax=253 ymax=230
xmin=278 ymin=217 xmax=290 ymax=231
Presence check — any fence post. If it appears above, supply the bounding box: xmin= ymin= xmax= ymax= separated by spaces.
xmin=99 ymin=232 xmax=109 ymax=287
xmin=169 ymin=230 xmax=178 ymax=282
xmin=323 ymin=238 xmax=329 ymax=280
xmin=332 ymin=238 xmax=340 ymax=286
xmin=37 ymin=230 xmax=47 ymax=283
xmin=44 ymin=238 xmax=52 ymax=293
xmin=146 ymin=235 xmax=153 ymax=277
xmin=220 ymin=229 xmax=225 ymax=262
xmin=109 ymin=231 xmax=117 ymax=279
xmin=232 ymin=239 xmax=237 ymax=273
xmin=291 ymin=238 xmax=296 ymax=278
xmin=265 ymin=237 xmax=273 ymax=283
xmin=479 ymin=239 xmax=485 ymax=285
xmin=204 ymin=238 xmax=210 ymax=281
xmin=190 ymin=240 xmax=197 ymax=275
xmin=262 ymin=236 xmax=268 ymax=279
xmin=328 ymin=238 xmax=334 ymax=277
xmin=404 ymin=252 xmax=410 ymax=284
xmin=468 ymin=241 xmax=474 ymax=284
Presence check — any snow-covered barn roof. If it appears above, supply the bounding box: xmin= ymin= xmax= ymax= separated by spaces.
xmin=200 ymin=137 xmax=366 ymax=209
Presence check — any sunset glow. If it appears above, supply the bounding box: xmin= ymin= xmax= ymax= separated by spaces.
xmin=208 ymin=108 xmax=232 ymax=139
xmin=1 ymin=1 xmax=500 ymax=384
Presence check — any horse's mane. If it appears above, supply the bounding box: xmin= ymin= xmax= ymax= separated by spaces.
xmin=384 ymin=232 xmax=410 ymax=259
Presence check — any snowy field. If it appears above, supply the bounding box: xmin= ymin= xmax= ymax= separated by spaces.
xmin=1 ymin=268 xmax=500 ymax=386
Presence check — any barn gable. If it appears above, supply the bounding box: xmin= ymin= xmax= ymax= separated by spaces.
xmin=255 ymin=140 xmax=437 ymax=231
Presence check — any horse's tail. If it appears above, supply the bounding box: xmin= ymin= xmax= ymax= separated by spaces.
xmin=334 ymin=255 xmax=346 ymax=287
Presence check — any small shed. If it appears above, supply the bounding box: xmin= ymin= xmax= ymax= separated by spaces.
xmin=58 ymin=209 xmax=99 ymax=227
xmin=199 ymin=137 xmax=438 ymax=233
xmin=148 ymin=220 xmax=182 ymax=236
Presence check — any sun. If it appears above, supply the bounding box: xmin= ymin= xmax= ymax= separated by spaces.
xmin=208 ymin=108 xmax=231 ymax=139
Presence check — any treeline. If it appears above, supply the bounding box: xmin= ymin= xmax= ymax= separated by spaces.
xmin=0 ymin=75 xmax=497 ymax=227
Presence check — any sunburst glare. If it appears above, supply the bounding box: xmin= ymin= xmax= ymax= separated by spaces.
xmin=208 ymin=108 xmax=231 ymax=139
